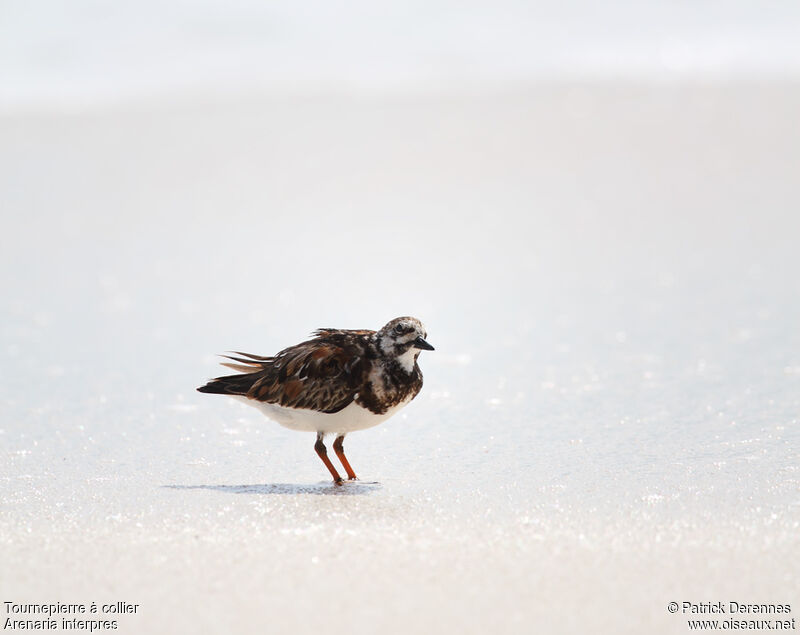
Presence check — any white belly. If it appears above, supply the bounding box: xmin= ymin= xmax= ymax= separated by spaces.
xmin=233 ymin=396 xmax=412 ymax=435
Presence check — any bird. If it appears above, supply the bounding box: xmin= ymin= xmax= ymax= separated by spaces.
xmin=197 ymin=316 xmax=434 ymax=484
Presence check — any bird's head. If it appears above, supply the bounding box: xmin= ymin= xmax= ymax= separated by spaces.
xmin=376 ymin=316 xmax=434 ymax=370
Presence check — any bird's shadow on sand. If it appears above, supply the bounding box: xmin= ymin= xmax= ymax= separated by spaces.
xmin=162 ymin=482 xmax=381 ymax=496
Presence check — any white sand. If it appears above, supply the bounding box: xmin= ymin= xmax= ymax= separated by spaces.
xmin=1 ymin=83 xmax=799 ymax=633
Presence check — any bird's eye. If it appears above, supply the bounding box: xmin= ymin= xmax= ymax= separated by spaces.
xmin=394 ymin=324 xmax=404 ymax=334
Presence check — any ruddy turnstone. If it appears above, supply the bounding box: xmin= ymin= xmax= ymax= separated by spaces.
xmin=197 ymin=317 xmax=434 ymax=484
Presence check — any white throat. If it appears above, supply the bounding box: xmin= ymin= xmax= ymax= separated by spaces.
xmin=396 ymin=347 xmax=418 ymax=373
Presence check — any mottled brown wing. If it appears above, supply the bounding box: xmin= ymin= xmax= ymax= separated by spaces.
xmin=244 ymin=338 xmax=369 ymax=413
xmin=312 ymin=328 xmax=375 ymax=338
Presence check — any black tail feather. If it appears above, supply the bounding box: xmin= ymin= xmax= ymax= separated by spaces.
xmin=227 ymin=351 xmax=273 ymax=362
xmin=196 ymin=372 xmax=261 ymax=396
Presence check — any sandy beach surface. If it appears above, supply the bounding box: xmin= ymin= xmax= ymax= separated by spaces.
xmin=1 ymin=82 xmax=799 ymax=633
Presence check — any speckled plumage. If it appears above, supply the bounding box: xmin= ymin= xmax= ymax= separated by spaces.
xmin=197 ymin=317 xmax=433 ymax=483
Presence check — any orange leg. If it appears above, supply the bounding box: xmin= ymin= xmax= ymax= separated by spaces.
xmin=333 ymin=435 xmax=357 ymax=480
xmin=315 ymin=433 xmax=343 ymax=484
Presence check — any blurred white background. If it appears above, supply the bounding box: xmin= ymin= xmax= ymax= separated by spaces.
xmin=2 ymin=3 xmax=799 ymax=634
xmin=2 ymin=0 xmax=800 ymax=109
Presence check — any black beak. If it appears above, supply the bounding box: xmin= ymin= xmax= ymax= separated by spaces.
xmin=413 ymin=336 xmax=435 ymax=351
